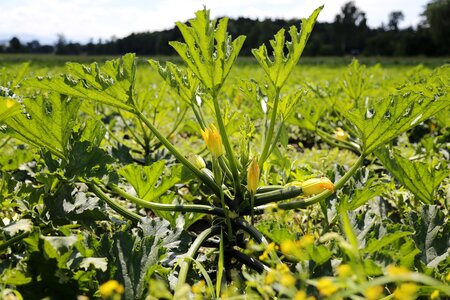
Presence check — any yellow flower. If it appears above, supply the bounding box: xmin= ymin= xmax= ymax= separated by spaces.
xmin=187 ymin=154 xmax=206 ymax=169
xmin=337 ymin=264 xmax=352 ymax=277
xmin=431 ymin=290 xmax=439 ymax=299
xmin=317 ymin=278 xmax=338 ymax=297
xmin=280 ymin=272 xmax=296 ymax=287
xmin=265 ymin=269 xmax=277 ymax=284
xmin=298 ymin=234 xmax=314 ymax=248
xmin=99 ymin=280 xmax=124 ymax=298
xmin=192 ymin=280 xmax=205 ymax=294
xmin=247 ymin=156 xmax=260 ymax=195
xmin=386 ymin=265 xmax=409 ymax=276
xmin=276 ymin=263 xmax=290 ymax=273
xmin=334 ymin=127 xmax=349 ymax=141
xmin=365 ymin=285 xmax=384 ymax=300
xmin=201 ymin=124 xmax=224 ymax=158
xmin=393 ymin=283 xmax=417 ymax=300
xmin=301 ymin=177 xmax=334 ymax=195
xmin=446 ymin=272 xmax=450 ymax=281
xmin=259 ymin=242 xmax=278 ymax=261
xmin=294 ymin=291 xmax=308 ymax=300
xmin=280 ymin=240 xmax=296 ymax=256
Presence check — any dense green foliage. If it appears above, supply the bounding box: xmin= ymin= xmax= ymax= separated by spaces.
xmin=1 ymin=7 xmax=450 ymax=300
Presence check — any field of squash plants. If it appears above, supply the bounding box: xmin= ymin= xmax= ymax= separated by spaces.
xmin=1 ymin=7 xmax=450 ymax=300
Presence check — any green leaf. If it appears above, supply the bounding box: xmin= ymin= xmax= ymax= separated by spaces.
xmin=363 ymin=231 xmax=413 ymax=254
xmin=256 ymin=220 xmax=296 ymax=244
xmin=149 ymin=60 xmax=199 ymax=104
xmin=376 ymin=148 xmax=448 ymax=204
xmin=4 ymin=93 xmax=80 ymax=159
xmin=170 ymin=8 xmax=245 ymax=92
xmin=79 ymin=257 xmax=108 ymax=272
xmin=251 ymin=6 xmax=322 ymax=88
xmin=341 ymin=59 xmax=367 ymax=104
xmin=64 ymin=141 xmax=117 ymax=183
xmin=291 ymin=95 xmax=327 ymax=131
xmin=112 ymin=217 xmax=187 ymax=299
xmin=2 ymin=219 xmax=33 ymax=236
xmin=409 ymin=205 xmax=450 ymax=268
xmin=0 ymin=99 xmax=21 ymax=123
xmin=119 ymin=162 xmax=182 ymax=202
xmin=306 ymin=244 xmax=332 ymax=265
xmin=343 ymin=79 xmax=450 ymax=155
xmin=24 ymin=54 xmax=136 ymax=111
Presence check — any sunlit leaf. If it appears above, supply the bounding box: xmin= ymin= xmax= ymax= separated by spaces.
xmin=252 ymin=6 xmax=322 ymax=89
xmin=170 ymin=8 xmax=245 ymax=92
xmin=376 ymin=148 xmax=448 ymax=204
xmin=24 ymin=54 xmax=136 ymax=111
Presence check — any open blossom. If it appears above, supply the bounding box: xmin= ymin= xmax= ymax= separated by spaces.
xmin=201 ymin=124 xmax=224 ymax=158
xmin=247 ymin=156 xmax=260 ymax=195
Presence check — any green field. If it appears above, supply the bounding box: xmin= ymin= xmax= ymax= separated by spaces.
xmin=1 ymin=8 xmax=450 ymax=300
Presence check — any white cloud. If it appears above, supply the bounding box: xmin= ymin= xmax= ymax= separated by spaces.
xmin=0 ymin=0 xmax=430 ymax=43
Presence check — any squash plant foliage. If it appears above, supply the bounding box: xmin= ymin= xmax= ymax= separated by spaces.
xmin=1 ymin=7 xmax=450 ymax=300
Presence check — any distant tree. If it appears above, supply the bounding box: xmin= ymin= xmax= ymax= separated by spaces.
xmin=388 ymin=11 xmax=404 ymax=31
xmin=8 ymin=37 xmax=23 ymax=53
xmin=55 ymin=34 xmax=67 ymax=54
xmin=334 ymin=1 xmax=369 ymax=54
xmin=423 ymin=0 xmax=450 ymax=53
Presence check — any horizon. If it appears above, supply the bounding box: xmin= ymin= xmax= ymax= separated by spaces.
xmin=0 ymin=0 xmax=430 ymax=45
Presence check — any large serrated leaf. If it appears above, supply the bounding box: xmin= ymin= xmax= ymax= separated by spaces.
xmin=376 ymin=148 xmax=448 ymax=204
xmin=344 ymin=87 xmax=450 ymax=155
xmin=148 ymin=60 xmax=199 ymax=104
xmin=4 ymin=92 xmax=80 ymax=159
xmin=24 ymin=54 xmax=136 ymax=111
xmin=409 ymin=205 xmax=450 ymax=268
xmin=170 ymin=8 xmax=245 ymax=91
xmin=112 ymin=217 xmax=187 ymax=299
xmin=251 ymin=6 xmax=322 ymax=88
xmin=119 ymin=161 xmax=182 ymax=202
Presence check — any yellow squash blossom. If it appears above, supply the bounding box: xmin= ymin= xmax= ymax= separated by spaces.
xmin=201 ymin=124 xmax=224 ymax=158
xmin=99 ymin=280 xmax=124 ymax=298
xmin=247 ymin=156 xmax=260 ymax=195
xmin=294 ymin=177 xmax=334 ymax=196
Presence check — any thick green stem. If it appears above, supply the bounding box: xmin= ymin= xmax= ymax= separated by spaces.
xmin=88 ymin=183 xmax=142 ymax=223
xmin=253 ymin=186 xmax=303 ymax=207
xmin=259 ymin=87 xmax=280 ymax=170
xmin=316 ymin=128 xmax=361 ymax=155
xmin=135 ymin=110 xmax=222 ymax=198
xmin=213 ymin=159 xmax=233 ymax=242
xmin=175 ymin=225 xmax=221 ymax=291
xmin=211 ymin=93 xmax=241 ymax=198
xmin=0 ymin=231 xmax=30 ymax=252
xmin=253 ymin=154 xmax=366 ymax=212
xmin=233 ymin=218 xmax=282 ymax=264
xmin=109 ymin=184 xmax=226 ymax=217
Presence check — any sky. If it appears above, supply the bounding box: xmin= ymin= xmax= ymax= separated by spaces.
xmin=0 ymin=0 xmax=431 ymax=44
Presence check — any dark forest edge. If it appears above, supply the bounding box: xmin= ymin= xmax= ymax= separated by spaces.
xmin=2 ymin=0 xmax=450 ymax=57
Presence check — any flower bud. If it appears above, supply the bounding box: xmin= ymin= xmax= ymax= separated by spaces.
xmin=201 ymin=124 xmax=224 ymax=158
xmin=187 ymin=154 xmax=206 ymax=169
xmin=301 ymin=177 xmax=334 ymax=195
xmin=247 ymin=156 xmax=260 ymax=195
xmin=334 ymin=127 xmax=349 ymax=141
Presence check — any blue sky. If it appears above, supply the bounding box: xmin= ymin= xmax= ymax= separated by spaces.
xmin=0 ymin=0 xmax=430 ymax=44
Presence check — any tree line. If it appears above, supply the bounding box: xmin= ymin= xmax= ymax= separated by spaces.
xmin=2 ymin=0 xmax=449 ymax=56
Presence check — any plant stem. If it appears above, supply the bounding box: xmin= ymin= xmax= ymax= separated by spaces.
xmin=88 ymin=183 xmax=142 ymax=223
xmin=253 ymin=186 xmax=303 ymax=207
xmin=233 ymin=218 xmax=282 ymax=264
xmin=0 ymin=231 xmax=30 ymax=252
xmin=259 ymin=87 xmax=280 ymax=170
xmin=213 ymin=158 xmax=233 ymax=242
xmin=253 ymin=154 xmax=366 ymax=212
xmin=108 ymin=184 xmax=226 ymax=217
xmin=175 ymin=225 xmax=221 ymax=292
xmin=135 ymin=110 xmax=222 ymax=198
xmin=211 ymin=92 xmax=242 ymax=198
